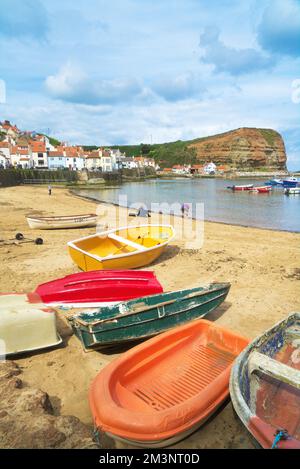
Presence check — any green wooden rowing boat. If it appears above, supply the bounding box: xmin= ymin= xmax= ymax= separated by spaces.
xmin=67 ymin=283 xmax=231 ymax=350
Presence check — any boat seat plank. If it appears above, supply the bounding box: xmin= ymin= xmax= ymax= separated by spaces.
xmin=248 ymin=351 xmax=300 ymax=389
xmin=108 ymin=233 xmax=147 ymax=251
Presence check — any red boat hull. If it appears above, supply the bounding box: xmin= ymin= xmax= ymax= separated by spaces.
xmin=254 ymin=186 xmax=272 ymax=193
xmin=34 ymin=270 xmax=163 ymax=305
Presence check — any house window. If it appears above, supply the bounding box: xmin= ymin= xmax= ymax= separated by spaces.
xmin=38 ymin=160 xmax=44 ymax=166
xmin=59 ymin=157 xmax=62 ymax=161
xmin=38 ymin=153 xmax=43 ymax=158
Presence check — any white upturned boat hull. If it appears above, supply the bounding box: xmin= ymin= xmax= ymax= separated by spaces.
xmin=26 ymin=214 xmax=97 ymax=230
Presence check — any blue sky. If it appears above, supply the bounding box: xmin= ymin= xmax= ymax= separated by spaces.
xmin=0 ymin=0 xmax=299 ymax=169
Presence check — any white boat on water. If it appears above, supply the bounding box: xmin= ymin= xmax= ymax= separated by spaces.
xmin=26 ymin=213 xmax=97 ymax=230
xmin=284 ymin=187 xmax=300 ymax=195
xmin=284 ymin=177 xmax=298 ymax=182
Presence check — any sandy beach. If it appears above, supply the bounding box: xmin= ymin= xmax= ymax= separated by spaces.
xmin=0 ymin=185 xmax=299 ymax=449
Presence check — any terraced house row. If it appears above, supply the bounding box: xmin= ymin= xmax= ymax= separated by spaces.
xmin=0 ymin=120 xmax=156 ymax=172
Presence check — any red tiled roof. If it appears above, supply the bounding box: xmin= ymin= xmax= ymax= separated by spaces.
xmin=49 ymin=151 xmax=64 ymax=157
xmin=31 ymin=141 xmax=46 ymax=152
xmin=0 ymin=142 xmax=10 ymax=148
xmin=2 ymin=123 xmax=19 ymax=133
xmin=55 ymin=146 xmax=65 ymax=153
xmin=218 ymin=165 xmax=229 ymax=170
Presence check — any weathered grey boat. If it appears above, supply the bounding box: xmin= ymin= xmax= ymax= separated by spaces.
xmin=67 ymin=283 xmax=230 ymax=350
xmin=230 ymin=312 xmax=300 ymax=449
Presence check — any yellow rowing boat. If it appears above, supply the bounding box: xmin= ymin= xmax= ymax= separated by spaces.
xmin=67 ymin=224 xmax=175 ymax=271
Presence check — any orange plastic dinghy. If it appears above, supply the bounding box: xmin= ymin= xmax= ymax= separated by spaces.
xmin=89 ymin=319 xmax=249 ymax=447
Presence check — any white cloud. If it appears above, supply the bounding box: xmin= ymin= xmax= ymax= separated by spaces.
xmin=199 ymin=26 xmax=273 ymax=75
xmin=152 ymin=72 xmax=206 ymax=102
xmin=45 ymin=63 xmax=144 ymax=105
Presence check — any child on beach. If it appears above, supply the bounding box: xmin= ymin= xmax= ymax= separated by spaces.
xmin=48 ymin=185 xmax=52 ymax=196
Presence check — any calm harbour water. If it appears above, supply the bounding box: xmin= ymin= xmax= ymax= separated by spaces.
xmin=75 ymin=178 xmax=300 ymax=232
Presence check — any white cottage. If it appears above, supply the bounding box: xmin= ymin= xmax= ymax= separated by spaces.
xmin=203 ymin=162 xmax=217 ymax=174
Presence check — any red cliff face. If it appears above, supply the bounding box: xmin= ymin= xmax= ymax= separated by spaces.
xmin=188 ymin=128 xmax=287 ymax=170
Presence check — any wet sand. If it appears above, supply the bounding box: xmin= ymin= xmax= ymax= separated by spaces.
xmin=0 ymin=185 xmax=299 ymax=449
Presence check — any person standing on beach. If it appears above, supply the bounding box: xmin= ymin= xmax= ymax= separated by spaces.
xmin=48 ymin=185 xmax=52 ymax=196
xmin=181 ymin=203 xmax=189 ymax=218
xmin=181 ymin=203 xmax=185 ymax=218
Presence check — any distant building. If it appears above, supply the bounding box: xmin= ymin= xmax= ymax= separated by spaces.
xmin=48 ymin=151 xmax=66 ymax=170
xmin=85 ymin=150 xmax=102 ymax=171
xmin=134 ymin=156 xmax=156 ymax=168
xmin=172 ymin=165 xmax=190 ymax=174
xmin=203 ymin=162 xmax=217 ymax=174
xmin=0 ymin=120 xmax=19 ymax=141
xmin=217 ymin=165 xmax=230 ymax=173
xmin=30 ymin=141 xmax=48 ymax=168
xmin=191 ymin=165 xmax=204 ymax=174
xmin=35 ymin=134 xmax=56 ymax=152
xmin=0 ymin=151 xmax=9 ymax=168
xmin=64 ymin=147 xmax=85 ymax=170
xmin=120 ymin=157 xmax=138 ymax=169
xmin=101 ymin=150 xmax=114 ymax=172
xmin=10 ymin=147 xmax=32 ymax=168
xmin=0 ymin=142 xmax=11 ymax=160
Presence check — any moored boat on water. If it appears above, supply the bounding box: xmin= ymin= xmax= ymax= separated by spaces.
xmin=68 ymin=224 xmax=175 ymax=271
xmin=34 ymin=270 xmax=163 ymax=307
xmin=68 ymin=282 xmax=231 ymax=350
xmin=252 ymin=186 xmax=272 ymax=194
xmin=227 ymin=184 xmax=254 ymax=191
xmin=284 ymin=187 xmax=300 ymax=195
xmin=282 ymin=177 xmax=298 ymax=188
xmin=230 ymin=312 xmax=300 ymax=449
xmin=26 ymin=213 xmax=97 ymax=230
xmin=265 ymin=179 xmax=283 ymax=186
xmin=89 ymin=318 xmax=249 ymax=447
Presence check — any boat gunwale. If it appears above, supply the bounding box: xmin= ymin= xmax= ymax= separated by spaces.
xmin=73 ymin=291 xmax=230 ymax=344
xmin=4 ymin=335 xmax=63 ymax=357
xmin=67 ymin=223 xmax=175 ymax=263
xmin=71 ymin=283 xmax=231 ymax=328
xmin=26 ymin=213 xmax=97 ymax=222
